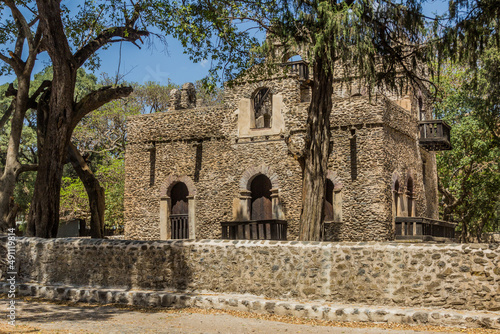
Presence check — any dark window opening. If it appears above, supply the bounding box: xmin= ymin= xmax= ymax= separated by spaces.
xmin=171 ymin=182 xmax=188 ymax=214
xmin=407 ymin=178 xmax=414 ymax=217
xmin=300 ymin=84 xmax=311 ymax=102
xmin=350 ymin=130 xmax=357 ymax=181
xmin=253 ymin=88 xmax=272 ymax=129
xmin=394 ymin=180 xmax=400 ymax=217
xmin=194 ymin=141 xmax=203 ymax=182
xmin=422 ymin=159 xmax=426 ymax=186
xmin=250 ymin=174 xmax=272 ymax=220
xmin=324 ymin=179 xmax=334 ymax=221
xmin=149 ymin=144 xmax=156 ymax=187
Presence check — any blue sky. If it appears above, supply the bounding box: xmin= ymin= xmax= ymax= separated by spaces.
xmin=0 ymin=0 xmax=449 ymax=87
xmin=0 ymin=34 xmax=212 ymax=87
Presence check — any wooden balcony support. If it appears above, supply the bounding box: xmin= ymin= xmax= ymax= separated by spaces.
xmin=221 ymin=220 xmax=287 ymax=240
xmin=418 ymin=120 xmax=452 ymax=151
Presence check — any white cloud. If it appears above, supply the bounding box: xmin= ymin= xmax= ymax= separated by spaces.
xmin=199 ymin=59 xmax=208 ymax=68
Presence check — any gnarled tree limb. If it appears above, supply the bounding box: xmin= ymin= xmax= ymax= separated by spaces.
xmin=72 ymin=85 xmax=133 ymax=129
xmin=67 ymin=142 xmax=105 ymax=238
xmin=0 ymin=100 xmax=14 ymax=130
xmin=74 ymin=26 xmax=148 ymax=68
xmin=4 ymin=0 xmax=34 ymax=48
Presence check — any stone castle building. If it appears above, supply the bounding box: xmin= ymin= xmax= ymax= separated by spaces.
xmin=124 ymin=53 xmax=452 ymax=241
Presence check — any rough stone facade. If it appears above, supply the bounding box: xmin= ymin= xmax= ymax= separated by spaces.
xmin=9 ymin=237 xmax=500 ymax=312
xmin=124 ymin=56 xmax=439 ymax=241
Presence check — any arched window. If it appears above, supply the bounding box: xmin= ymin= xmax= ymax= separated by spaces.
xmin=407 ymin=178 xmax=414 ymax=217
xmin=252 ymin=87 xmax=272 ymax=129
xmin=170 ymin=182 xmax=189 ymax=239
xmin=250 ymin=174 xmax=272 ymax=220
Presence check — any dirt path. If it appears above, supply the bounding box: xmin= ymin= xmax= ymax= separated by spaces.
xmin=1 ymin=298 xmax=496 ymax=334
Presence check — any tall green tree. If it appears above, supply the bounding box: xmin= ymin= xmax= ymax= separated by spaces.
xmin=0 ymin=0 xmax=41 ymax=231
xmin=0 ymin=0 xmax=258 ymax=237
xmin=62 ymin=78 xmax=178 ymax=234
xmin=257 ymin=0 xmax=431 ymax=240
xmin=435 ymin=51 xmax=500 ymax=242
xmin=431 ymin=0 xmax=500 ymax=241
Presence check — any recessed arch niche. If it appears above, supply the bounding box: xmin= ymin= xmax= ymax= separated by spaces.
xmin=233 ymin=165 xmax=284 ymax=221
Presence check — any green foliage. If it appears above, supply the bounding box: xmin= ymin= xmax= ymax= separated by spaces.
xmin=259 ymin=0 xmax=430 ymax=93
xmin=133 ymin=81 xmax=178 ymax=113
xmin=60 ymin=171 xmax=88 ymax=221
xmin=195 ymin=80 xmax=224 ymax=106
xmin=435 ymin=0 xmax=500 ymax=72
xmin=435 ymin=56 xmax=500 ymax=241
xmin=66 ymin=74 xmax=180 ymax=231
xmin=60 ymin=158 xmax=124 ymax=231
xmin=97 ymin=158 xmax=125 ymax=230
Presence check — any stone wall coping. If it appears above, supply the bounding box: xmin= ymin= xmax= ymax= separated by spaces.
xmin=11 ymin=237 xmax=499 ymax=252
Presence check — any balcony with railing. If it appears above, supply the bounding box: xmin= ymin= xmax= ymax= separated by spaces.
xmin=395 ymin=217 xmax=456 ymax=241
xmin=221 ymin=220 xmax=287 ymax=240
xmin=418 ymin=120 xmax=452 ymax=151
xmin=171 ymin=214 xmax=189 ymax=239
xmin=282 ymin=60 xmax=309 ymax=81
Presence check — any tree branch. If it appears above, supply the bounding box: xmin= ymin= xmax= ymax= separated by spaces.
xmin=0 ymin=52 xmax=16 ymax=70
xmin=4 ymin=0 xmax=34 ymax=48
xmin=74 ymin=26 xmax=149 ymax=68
xmin=72 ymin=85 xmax=133 ymax=129
xmin=17 ymin=164 xmax=38 ymax=175
xmin=0 ymin=100 xmax=15 ymax=129
xmin=27 ymin=80 xmax=51 ymax=109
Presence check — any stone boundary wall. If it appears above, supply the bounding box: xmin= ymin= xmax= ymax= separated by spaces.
xmin=6 ymin=237 xmax=500 ymax=312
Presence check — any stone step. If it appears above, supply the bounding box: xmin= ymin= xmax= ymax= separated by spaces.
xmin=4 ymin=282 xmax=499 ymax=330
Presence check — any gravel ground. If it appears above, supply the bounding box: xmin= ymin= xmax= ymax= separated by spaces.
xmin=2 ymin=298 xmax=499 ymax=334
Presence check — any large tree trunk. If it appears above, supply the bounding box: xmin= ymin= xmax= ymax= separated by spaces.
xmin=298 ymin=54 xmax=334 ymax=241
xmin=24 ymin=0 xmax=138 ymax=237
xmin=26 ymin=119 xmax=73 ymax=237
xmin=0 ymin=79 xmax=30 ymax=231
xmin=27 ymin=0 xmax=77 ymax=238
xmin=67 ymin=143 xmax=105 ymax=238
xmin=6 ymin=197 xmax=19 ymax=230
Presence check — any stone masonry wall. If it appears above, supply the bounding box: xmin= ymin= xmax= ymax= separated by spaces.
xmin=11 ymin=237 xmax=500 ymax=312
xmin=328 ymin=124 xmax=390 ymax=241
xmin=125 ymin=137 xmax=303 ymax=240
xmin=125 ymin=70 xmax=439 ymax=241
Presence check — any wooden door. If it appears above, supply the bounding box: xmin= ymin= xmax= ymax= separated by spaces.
xmin=250 ymin=174 xmax=272 ymax=220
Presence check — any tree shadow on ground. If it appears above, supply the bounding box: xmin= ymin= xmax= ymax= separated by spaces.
xmin=9 ymin=299 xmax=129 ymax=324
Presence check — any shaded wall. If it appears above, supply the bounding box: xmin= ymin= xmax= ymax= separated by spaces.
xmin=10 ymin=237 xmax=500 ymax=311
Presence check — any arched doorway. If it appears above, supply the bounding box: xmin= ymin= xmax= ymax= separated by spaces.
xmin=170 ymin=182 xmax=189 ymax=239
xmin=250 ymin=174 xmax=272 ymax=220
